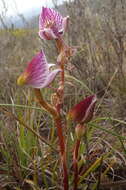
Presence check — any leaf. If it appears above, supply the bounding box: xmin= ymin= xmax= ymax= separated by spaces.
xmin=79 ymin=156 xmax=103 ymax=183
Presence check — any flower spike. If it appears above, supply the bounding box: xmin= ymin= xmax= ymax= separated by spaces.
xmin=39 ymin=7 xmax=69 ymax=40
xmin=17 ymin=51 xmax=61 ymax=88
xmin=67 ymin=95 xmax=97 ymax=123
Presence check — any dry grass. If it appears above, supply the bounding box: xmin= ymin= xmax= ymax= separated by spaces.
xmin=0 ymin=0 xmax=126 ymax=189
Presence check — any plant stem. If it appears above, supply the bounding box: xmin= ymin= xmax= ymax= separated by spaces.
xmin=34 ymin=89 xmax=58 ymax=119
xmin=34 ymin=89 xmax=69 ymax=190
xmin=54 ymin=117 xmax=69 ymax=190
xmin=56 ymin=38 xmax=65 ymax=105
xmin=73 ymin=139 xmax=81 ymax=190
xmin=61 ymin=63 xmax=65 ymax=87
xmin=55 ymin=38 xmax=69 ymax=190
xmin=56 ymin=37 xmax=65 ymax=52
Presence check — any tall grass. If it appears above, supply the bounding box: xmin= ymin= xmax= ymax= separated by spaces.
xmin=0 ymin=1 xmax=126 ymax=189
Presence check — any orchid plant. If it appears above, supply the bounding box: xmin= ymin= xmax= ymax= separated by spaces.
xmin=17 ymin=7 xmax=97 ymax=190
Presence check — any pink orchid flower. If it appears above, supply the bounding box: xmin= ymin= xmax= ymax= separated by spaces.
xmin=67 ymin=95 xmax=97 ymax=123
xmin=39 ymin=7 xmax=69 ymax=40
xmin=17 ymin=51 xmax=61 ymax=88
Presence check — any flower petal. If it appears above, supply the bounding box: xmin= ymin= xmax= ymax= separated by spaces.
xmin=17 ymin=50 xmax=49 ymax=88
xmin=48 ymin=63 xmax=55 ymax=68
xmin=39 ymin=7 xmax=46 ymax=29
xmin=82 ymin=95 xmax=97 ymax=123
xmin=39 ymin=7 xmax=63 ymax=29
xmin=39 ymin=69 xmax=61 ymax=88
xmin=59 ymin=16 xmax=69 ymax=34
xmin=39 ymin=28 xmax=57 ymax=40
xmin=39 ymin=7 xmax=64 ymax=39
xmin=67 ymin=95 xmax=97 ymax=123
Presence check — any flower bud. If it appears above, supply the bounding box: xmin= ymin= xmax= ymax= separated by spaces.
xmin=67 ymin=95 xmax=97 ymax=123
xmin=75 ymin=124 xmax=86 ymax=139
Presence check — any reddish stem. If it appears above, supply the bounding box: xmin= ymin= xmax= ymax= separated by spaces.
xmin=55 ymin=38 xmax=69 ymax=190
xmin=55 ymin=117 xmax=69 ymax=190
xmin=61 ymin=63 xmax=65 ymax=86
xmin=34 ymin=89 xmax=68 ymax=190
xmin=56 ymin=38 xmax=65 ymax=88
xmin=73 ymin=139 xmax=81 ymax=190
xmin=34 ymin=89 xmax=58 ymax=118
xmin=56 ymin=37 xmax=65 ymax=52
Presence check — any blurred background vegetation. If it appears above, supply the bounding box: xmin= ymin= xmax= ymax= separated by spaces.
xmin=0 ymin=0 xmax=126 ymax=189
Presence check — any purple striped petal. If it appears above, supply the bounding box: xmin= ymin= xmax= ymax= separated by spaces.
xmin=17 ymin=51 xmax=61 ymax=89
xmin=40 ymin=69 xmax=61 ymax=88
xmin=39 ymin=7 xmax=63 ymax=30
xmin=24 ymin=51 xmax=48 ymax=87
xmin=39 ymin=7 xmax=69 ymax=40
